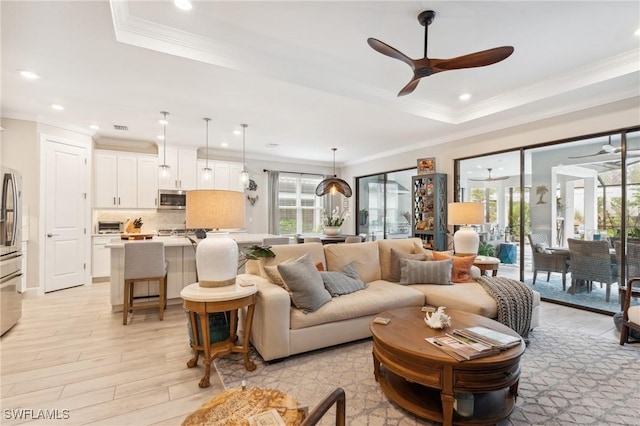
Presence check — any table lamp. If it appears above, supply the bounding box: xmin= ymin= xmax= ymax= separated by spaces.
xmin=186 ymin=190 xmax=245 ymax=288
xmin=448 ymin=202 xmax=484 ymax=256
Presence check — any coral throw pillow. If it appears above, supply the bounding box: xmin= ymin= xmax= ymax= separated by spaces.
xmin=432 ymin=251 xmax=476 ymax=283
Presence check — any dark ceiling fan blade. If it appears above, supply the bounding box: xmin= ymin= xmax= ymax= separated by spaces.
xmin=398 ymin=77 xmax=422 ymax=97
xmin=367 ymin=38 xmax=415 ymax=68
xmin=436 ymin=46 xmax=514 ymax=70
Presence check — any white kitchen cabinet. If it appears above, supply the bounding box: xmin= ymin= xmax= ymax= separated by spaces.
xmin=137 ymin=156 xmax=159 ymax=208
xmin=95 ymin=151 xmax=159 ymax=209
xmin=94 ymin=152 xmax=137 ymax=208
xmin=92 ymin=236 xmax=112 ymax=279
xmin=196 ymin=159 xmax=245 ymax=191
xmin=158 ymin=146 xmax=197 ymax=190
xmin=229 ymin=163 xmax=245 ymax=192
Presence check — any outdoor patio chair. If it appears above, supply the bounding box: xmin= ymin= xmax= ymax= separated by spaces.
xmin=527 ymin=233 xmax=570 ymax=291
xmin=567 ymin=238 xmax=617 ymax=303
xmin=620 ymin=277 xmax=640 ymax=345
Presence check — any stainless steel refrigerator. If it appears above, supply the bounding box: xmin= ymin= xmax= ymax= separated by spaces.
xmin=1 ymin=167 xmax=22 ymax=336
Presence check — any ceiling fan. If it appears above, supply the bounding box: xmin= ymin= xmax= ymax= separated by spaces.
xmin=567 ymin=143 xmax=640 ymax=159
xmin=367 ymin=10 xmax=514 ymax=97
xmin=469 ymin=168 xmax=509 ymax=182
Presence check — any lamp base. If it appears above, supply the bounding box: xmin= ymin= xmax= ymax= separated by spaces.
xmin=453 ymin=226 xmax=480 ymax=256
xmin=197 ymin=232 xmax=238 ymax=288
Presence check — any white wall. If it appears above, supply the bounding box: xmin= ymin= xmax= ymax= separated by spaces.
xmin=341 ymin=97 xmax=640 ymax=234
xmin=1 ymin=118 xmax=39 ymax=290
xmin=1 ymin=118 xmax=93 ymax=292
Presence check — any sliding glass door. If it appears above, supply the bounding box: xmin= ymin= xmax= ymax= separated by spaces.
xmin=456 ymin=127 xmax=640 ymax=314
xmin=356 ymin=169 xmax=414 ymax=241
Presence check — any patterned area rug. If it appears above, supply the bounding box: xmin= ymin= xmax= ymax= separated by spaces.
xmin=216 ymin=327 xmax=640 ymax=425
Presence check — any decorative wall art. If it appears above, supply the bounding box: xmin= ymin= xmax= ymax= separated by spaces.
xmin=417 ymin=157 xmax=436 ymax=174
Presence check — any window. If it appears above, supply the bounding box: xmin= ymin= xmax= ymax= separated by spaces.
xmin=278 ymin=173 xmax=324 ymax=235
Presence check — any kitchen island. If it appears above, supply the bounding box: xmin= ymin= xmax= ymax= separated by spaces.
xmin=106 ymin=233 xmax=279 ymax=311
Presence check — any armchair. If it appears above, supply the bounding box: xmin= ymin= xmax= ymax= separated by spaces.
xmin=567 ymin=239 xmax=617 ymax=303
xmin=620 ymin=277 xmax=640 ymax=345
xmin=527 ymin=234 xmax=570 ymax=290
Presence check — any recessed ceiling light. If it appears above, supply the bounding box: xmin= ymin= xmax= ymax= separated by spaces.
xmin=51 ymin=104 xmax=64 ymax=111
xmin=89 ymin=124 xmax=99 ymax=130
xmin=635 ymin=28 xmax=640 ymax=36
xmin=221 ymin=142 xmax=228 ymax=148
xmin=174 ymin=0 xmax=192 ymax=11
xmin=233 ymin=130 xmax=241 ymax=135
xmin=20 ymin=70 xmax=40 ymax=79
xmin=157 ymin=135 xmax=164 ymax=140
xmin=459 ymin=93 xmax=472 ymax=101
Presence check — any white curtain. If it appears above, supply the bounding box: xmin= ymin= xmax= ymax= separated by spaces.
xmin=266 ymin=170 xmax=279 ymax=234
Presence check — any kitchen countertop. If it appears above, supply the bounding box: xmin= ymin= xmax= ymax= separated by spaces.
xmin=105 ymin=233 xmax=280 ymax=248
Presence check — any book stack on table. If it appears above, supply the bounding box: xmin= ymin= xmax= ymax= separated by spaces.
xmin=426 ymin=326 xmax=522 ymax=361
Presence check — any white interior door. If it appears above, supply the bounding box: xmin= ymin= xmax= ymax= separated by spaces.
xmin=44 ymin=141 xmax=87 ymax=292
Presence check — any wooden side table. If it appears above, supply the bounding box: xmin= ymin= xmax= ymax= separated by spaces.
xmin=473 ymin=256 xmax=500 ymax=277
xmin=181 ymin=280 xmax=258 ymax=388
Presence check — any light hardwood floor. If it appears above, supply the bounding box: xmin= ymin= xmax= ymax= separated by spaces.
xmin=0 ymin=281 xmax=619 ymax=425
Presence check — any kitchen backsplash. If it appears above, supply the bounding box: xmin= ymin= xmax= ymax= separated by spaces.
xmin=94 ymin=210 xmax=186 ymax=234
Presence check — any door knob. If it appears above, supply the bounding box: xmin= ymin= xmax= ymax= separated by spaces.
xmin=47 ymin=233 xmax=59 ymax=238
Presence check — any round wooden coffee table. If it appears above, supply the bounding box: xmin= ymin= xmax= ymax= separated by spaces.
xmin=370 ymin=307 xmax=525 ymax=426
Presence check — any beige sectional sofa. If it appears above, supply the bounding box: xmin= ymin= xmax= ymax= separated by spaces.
xmin=239 ymin=238 xmax=540 ymax=361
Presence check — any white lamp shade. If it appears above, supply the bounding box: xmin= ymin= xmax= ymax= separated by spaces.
xmin=186 ymin=190 xmax=245 ymax=287
xmin=448 ymin=202 xmax=484 ymax=256
xmin=448 ymin=202 xmax=484 ymax=226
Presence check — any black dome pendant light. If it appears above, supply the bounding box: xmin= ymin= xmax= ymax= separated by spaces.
xmin=315 ymin=148 xmax=352 ymax=197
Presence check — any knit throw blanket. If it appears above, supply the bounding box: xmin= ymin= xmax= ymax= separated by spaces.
xmin=476 ymin=276 xmax=534 ymax=341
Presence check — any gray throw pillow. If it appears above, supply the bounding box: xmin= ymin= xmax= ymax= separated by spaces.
xmin=535 ymin=242 xmax=552 ymax=254
xmin=389 ymin=248 xmax=427 ymax=282
xmin=277 ymin=252 xmax=331 ymax=313
xmin=320 ymin=263 xmax=367 ymax=296
xmin=399 ymin=258 xmax=453 ymax=285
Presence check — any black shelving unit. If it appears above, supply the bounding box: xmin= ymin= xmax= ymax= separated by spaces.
xmin=412 ymin=173 xmax=447 ymax=250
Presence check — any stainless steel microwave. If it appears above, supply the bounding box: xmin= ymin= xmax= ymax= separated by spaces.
xmin=158 ymin=189 xmax=186 ymax=210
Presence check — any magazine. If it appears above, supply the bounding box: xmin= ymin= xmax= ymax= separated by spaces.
xmin=453 ymin=326 xmax=521 ymax=350
xmin=426 ymin=334 xmax=499 ymax=361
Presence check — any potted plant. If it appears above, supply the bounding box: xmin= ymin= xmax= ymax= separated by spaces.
xmin=323 ymin=207 xmax=350 ymax=236
xmin=477 ymin=241 xmax=496 ymax=257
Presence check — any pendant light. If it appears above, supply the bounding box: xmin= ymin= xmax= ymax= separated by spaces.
xmin=202 ymin=117 xmax=212 ymax=181
xmin=315 ymin=148 xmax=352 ymax=197
xmin=240 ymin=123 xmax=249 ymax=185
xmin=158 ymin=111 xmax=170 ymax=177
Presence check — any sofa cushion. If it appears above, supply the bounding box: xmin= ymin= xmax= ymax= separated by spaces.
xmin=258 ymin=242 xmax=326 ymax=279
xmin=278 ymin=253 xmax=331 ymax=313
xmin=433 ymin=252 xmax=476 ymax=283
xmin=324 ymin=241 xmax=381 ymax=283
xmin=290 ymin=280 xmax=425 ymax=330
xmin=389 ymin=249 xmax=427 ymax=282
xmin=377 ymin=238 xmax=424 ymax=281
xmin=400 ymin=258 xmax=453 ymax=285
xmin=410 ymin=282 xmax=498 ymax=318
xmin=320 ymin=263 xmax=366 ymax=296
xmin=264 ymin=264 xmax=288 ymax=289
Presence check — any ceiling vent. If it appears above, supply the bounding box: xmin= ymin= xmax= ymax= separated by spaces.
xmin=113 ymin=124 xmax=128 ymax=131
